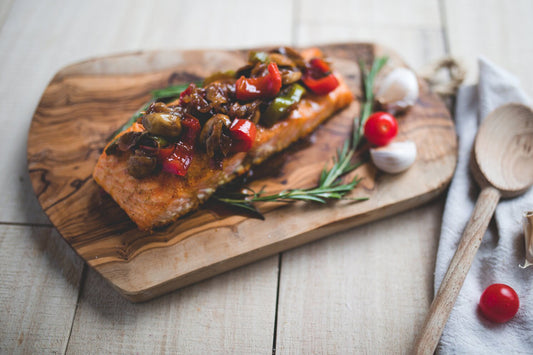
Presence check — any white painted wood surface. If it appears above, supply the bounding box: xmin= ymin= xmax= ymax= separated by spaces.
xmin=0 ymin=226 xmax=83 ymax=354
xmin=1 ymin=0 xmax=532 ymax=353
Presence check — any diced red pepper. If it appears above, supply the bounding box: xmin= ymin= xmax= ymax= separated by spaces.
xmin=180 ymin=115 xmax=201 ymax=145
xmin=160 ymin=115 xmax=201 ymax=176
xmin=157 ymin=145 xmax=174 ymax=159
xmin=235 ymin=62 xmax=282 ymax=101
xmin=309 ymin=58 xmax=331 ymax=73
xmin=302 ymin=58 xmax=339 ymax=95
xmin=229 ymin=118 xmax=257 ymax=152
xmin=161 ymin=141 xmax=194 ymax=176
xmin=179 ymin=83 xmax=196 ymax=101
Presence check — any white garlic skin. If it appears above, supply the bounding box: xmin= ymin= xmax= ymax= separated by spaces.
xmin=370 ymin=141 xmax=417 ymax=174
xmin=520 ymin=211 xmax=533 ymax=268
xmin=376 ymin=67 xmax=419 ymax=113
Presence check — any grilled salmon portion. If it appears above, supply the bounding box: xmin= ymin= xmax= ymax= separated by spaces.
xmin=93 ymin=48 xmax=354 ymax=230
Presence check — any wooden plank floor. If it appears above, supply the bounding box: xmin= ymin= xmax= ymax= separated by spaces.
xmin=1 ymin=0 xmax=532 ymax=353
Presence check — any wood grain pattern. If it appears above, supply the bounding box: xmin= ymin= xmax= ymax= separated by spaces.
xmin=27 ymin=43 xmax=457 ymax=301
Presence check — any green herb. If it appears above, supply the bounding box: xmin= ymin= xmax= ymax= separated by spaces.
xmin=352 ymin=56 xmax=388 ymax=149
xmin=150 ymin=82 xmax=197 ymax=100
xmin=214 ymin=141 xmax=367 ymax=217
xmin=110 ymin=102 xmax=151 ymax=139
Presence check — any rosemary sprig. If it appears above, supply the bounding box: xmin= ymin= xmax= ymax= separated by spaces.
xmin=214 ymin=141 xmax=368 ymax=217
xmin=352 ymin=56 xmax=389 ymax=149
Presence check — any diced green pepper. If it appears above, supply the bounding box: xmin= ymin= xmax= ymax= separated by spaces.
xmin=150 ymin=135 xmax=170 ymax=148
xmin=248 ymin=51 xmax=270 ymax=64
xmin=261 ymin=83 xmax=306 ymax=127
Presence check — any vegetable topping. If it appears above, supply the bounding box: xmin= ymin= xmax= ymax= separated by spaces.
xmin=302 ymin=58 xmax=339 ymax=95
xmin=107 ymin=47 xmax=342 ymax=179
xmin=235 ymin=62 xmax=282 ymax=101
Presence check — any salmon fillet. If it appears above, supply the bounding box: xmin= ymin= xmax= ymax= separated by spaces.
xmin=93 ymin=49 xmax=354 ymax=230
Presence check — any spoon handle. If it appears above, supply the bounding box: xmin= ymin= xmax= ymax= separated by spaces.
xmin=414 ymin=186 xmax=501 ymax=355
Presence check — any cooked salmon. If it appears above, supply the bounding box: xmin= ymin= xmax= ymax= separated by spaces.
xmin=93 ymin=49 xmax=354 ymax=230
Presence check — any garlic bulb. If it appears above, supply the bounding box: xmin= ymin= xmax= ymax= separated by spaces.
xmin=519 ymin=211 xmax=533 ymax=268
xmin=370 ymin=141 xmax=417 ymax=174
xmin=376 ymin=67 xmax=419 ymax=113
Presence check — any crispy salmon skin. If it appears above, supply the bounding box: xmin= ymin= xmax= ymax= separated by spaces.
xmin=93 ymin=48 xmax=354 ymax=230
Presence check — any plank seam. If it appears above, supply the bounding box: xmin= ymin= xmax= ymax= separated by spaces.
xmin=63 ymin=263 xmax=88 ymax=355
xmin=0 ymin=221 xmax=53 ymax=228
xmin=438 ymin=0 xmax=451 ymax=55
xmin=271 ymin=254 xmax=282 ymax=355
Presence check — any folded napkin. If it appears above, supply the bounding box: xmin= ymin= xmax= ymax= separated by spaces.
xmin=434 ymin=57 xmax=533 ymax=354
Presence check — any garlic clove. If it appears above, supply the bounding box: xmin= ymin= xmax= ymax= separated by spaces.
xmin=376 ymin=67 xmax=419 ymax=113
xmin=519 ymin=211 xmax=533 ymax=268
xmin=370 ymin=140 xmax=417 ymax=174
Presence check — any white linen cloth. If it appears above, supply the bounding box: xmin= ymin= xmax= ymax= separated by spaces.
xmin=434 ymin=57 xmax=533 ymax=354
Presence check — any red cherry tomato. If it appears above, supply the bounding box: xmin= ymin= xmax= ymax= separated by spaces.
xmin=363 ymin=112 xmax=398 ymax=146
xmin=479 ymin=283 xmax=519 ymax=323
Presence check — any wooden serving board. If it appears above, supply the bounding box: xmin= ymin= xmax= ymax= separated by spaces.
xmin=27 ymin=43 xmax=457 ymax=302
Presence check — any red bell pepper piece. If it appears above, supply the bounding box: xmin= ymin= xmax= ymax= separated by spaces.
xmin=160 ymin=116 xmax=201 ymax=176
xmin=229 ymin=118 xmax=257 ymax=152
xmin=235 ymin=62 xmax=282 ymax=101
xmin=180 ymin=115 xmax=201 ymax=145
xmin=178 ymin=83 xmax=195 ymax=101
xmin=309 ymin=58 xmax=331 ymax=73
xmin=302 ymin=58 xmax=339 ymax=95
xmin=158 ymin=145 xmax=174 ymax=159
xmin=161 ymin=141 xmax=194 ymax=176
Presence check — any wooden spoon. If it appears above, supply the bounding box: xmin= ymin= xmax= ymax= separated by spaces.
xmin=414 ymin=103 xmax=533 ymax=354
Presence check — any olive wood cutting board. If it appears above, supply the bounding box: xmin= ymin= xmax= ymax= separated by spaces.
xmin=27 ymin=43 xmax=457 ymax=302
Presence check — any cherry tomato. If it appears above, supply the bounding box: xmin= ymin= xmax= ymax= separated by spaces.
xmin=479 ymin=283 xmax=519 ymax=323
xmin=363 ymin=112 xmax=398 ymax=146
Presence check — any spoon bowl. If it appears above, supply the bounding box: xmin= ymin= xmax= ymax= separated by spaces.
xmin=415 ymin=103 xmax=533 ymax=354
xmin=474 ymin=103 xmax=533 ymax=197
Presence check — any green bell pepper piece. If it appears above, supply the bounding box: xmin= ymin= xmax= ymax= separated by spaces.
xmin=248 ymin=51 xmax=270 ymax=64
xmin=261 ymin=83 xmax=306 ymax=127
